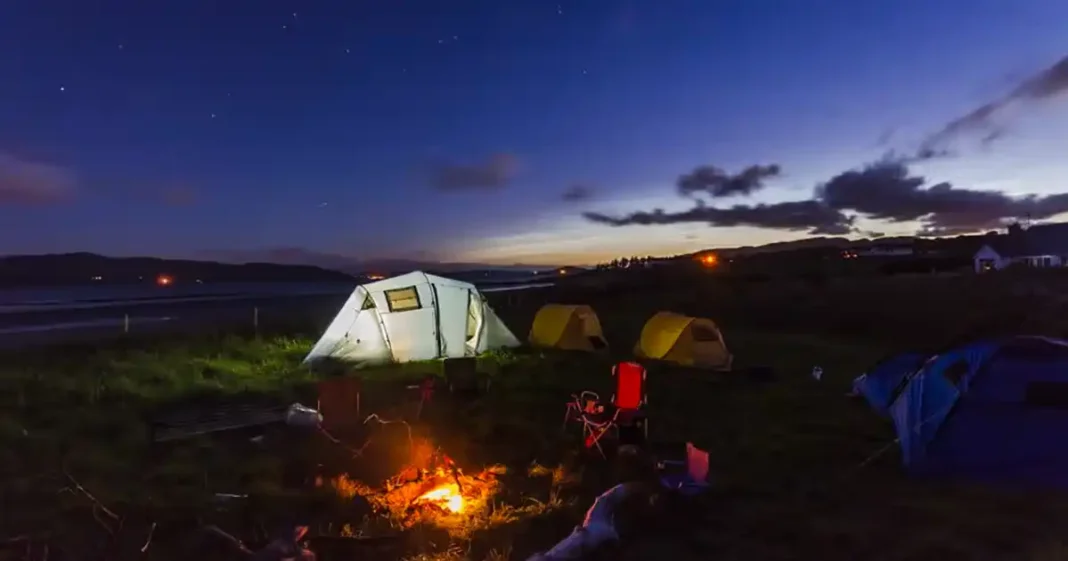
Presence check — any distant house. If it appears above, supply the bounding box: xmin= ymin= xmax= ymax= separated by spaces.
xmin=974 ymin=222 xmax=1068 ymax=273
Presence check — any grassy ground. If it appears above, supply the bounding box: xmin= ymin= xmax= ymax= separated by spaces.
xmin=4 ymin=326 xmax=1068 ymax=560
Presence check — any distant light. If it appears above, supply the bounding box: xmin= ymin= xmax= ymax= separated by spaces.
xmin=91 ymin=275 xmax=103 ymax=281
xmin=156 ymin=274 xmax=173 ymax=286
xmin=558 ymin=268 xmax=567 ymax=275
xmin=698 ymin=253 xmax=718 ymax=267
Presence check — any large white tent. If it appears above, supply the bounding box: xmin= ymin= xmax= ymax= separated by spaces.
xmin=304 ymin=271 xmax=520 ymax=366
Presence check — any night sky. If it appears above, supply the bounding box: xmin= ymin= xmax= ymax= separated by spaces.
xmin=2 ymin=1 xmax=1068 ymax=267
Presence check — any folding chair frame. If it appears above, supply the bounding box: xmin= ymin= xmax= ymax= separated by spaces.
xmin=563 ymin=391 xmax=617 ymax=457
xmin=406 ymin=376 xmax=436 ymax=421
xmin=580 ymin=412 xmax=617 ymax=458
xmin=563 ymin=391 xmax=603 ymax=428
xmin=563 ymin=362 xmax=650 ymax=457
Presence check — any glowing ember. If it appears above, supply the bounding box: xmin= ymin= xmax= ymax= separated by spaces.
xmin=418 ymin=483 xmax=464 ymax=513
xmin=330 ymin=463 xmax=504 ymax=531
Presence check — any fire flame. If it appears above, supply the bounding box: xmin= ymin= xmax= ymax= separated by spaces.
xmin=417 ymin=483 xmax=464 ymax=513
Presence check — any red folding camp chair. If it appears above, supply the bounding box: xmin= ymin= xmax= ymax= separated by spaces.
xmin=316 ymin=376 xmax=362 ymax=431
xmin=566 ymin=362 xmax=648 ymax=457
xmin=610 ymin=361 xmax=648 ymax=438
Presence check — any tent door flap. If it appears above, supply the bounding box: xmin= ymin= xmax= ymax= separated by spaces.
xmin=430 ymin=284 xmax=444 ymax=358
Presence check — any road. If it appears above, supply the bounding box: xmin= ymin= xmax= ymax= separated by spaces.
xmin=0 ymin=281 xmax=552 ymax=349
xmin=0 ymin=292 xmax=349 ymax=349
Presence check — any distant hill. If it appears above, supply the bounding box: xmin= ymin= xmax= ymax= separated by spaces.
xmin=685 ymin=231 xmax=998 ymax=260
xmin=197 ymin=248 xmax=558 ymax=277
xmin=0 ymin=253 xmax=356 ymax=288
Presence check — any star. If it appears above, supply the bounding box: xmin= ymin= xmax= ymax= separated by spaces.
xmin=345 ymin=48 xmax=351 ymax=54
xmin=453 ymin=35 xmax=458 ymax=40
xmin=118 ymin=44 xmax=124 ymax=50
xmin=437 ymin=39 xmax=444 ymax=44
xmin=59 ymin=86 xmax=65 ymax=92
xmin=210 ymin=113 xmax=217 ymax=119
xmin=282 ymin=24 xmax=288 ymax=30
xmin=557 ymin=4 xmax=563 ymax=15
xmin=582 ymin=69 xmax=588 ymax=75
xmin=292 ymin=12 xmax=297 ymax=18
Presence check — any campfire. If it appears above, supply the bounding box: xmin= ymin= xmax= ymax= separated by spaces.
xmin=331 ymin=450 xmax=504 ymax=531
xmin=418 ymin=481 xmax=465 ymax=513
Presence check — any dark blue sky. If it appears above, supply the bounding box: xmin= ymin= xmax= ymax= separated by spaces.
xmin=2 ymin=1 xmax=1067 ymax=266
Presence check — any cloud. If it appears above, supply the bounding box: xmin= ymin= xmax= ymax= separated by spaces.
xmin=583 ymin=158 xmax=1068 ymax=237
xmin=158 ymin=185 xmax=198 ymax=206
xmin=676 ymin=164 xmax=781 ymax=198
xmin=580 ymin=55 xmax=1068 ymax=238
xmin=875 ymin=127 xmax=895 ymax=147
xmin=583 ymin=199 xmax=854 ymax=235
xmin=922 ymin=54 xmax=1068 ymax=152
xmin=90 ymin=178 xmax=201 ymax=207
xmin=561 ymin=184 xmax=595 ymax=202
xmin=818 ymin=160 xmax=1068 ymax=233
xmin=429 ymin=153 xmax=520 ymax=191
xmin=0 ymin=151 xmax=77 ymax=205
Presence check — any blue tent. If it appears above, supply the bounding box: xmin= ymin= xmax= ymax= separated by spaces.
xmin=853 ymin=352 xmax=929 ymax=415
xmin=886 ymin=335 xmax=1068 ymax=487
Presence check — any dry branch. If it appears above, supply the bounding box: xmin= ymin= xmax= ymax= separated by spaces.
xmin=61 ymin=471 xmax=119 ymax=521
xmin=202 ymin=525 xmax=254 ymax=556
xmin=363 ymin=413 xmax=415 ymax=456
xmin=140 ymin=522 xmax=156 ymax=553
xmin=317 ymin=426 xmax=371 ymax=458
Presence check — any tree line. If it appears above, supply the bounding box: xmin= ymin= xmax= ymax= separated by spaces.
xmin=593 ymin=256 xmax=659 ymax=270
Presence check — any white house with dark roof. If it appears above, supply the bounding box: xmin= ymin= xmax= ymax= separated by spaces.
xmin=974 ymin=222 xmax=1068 ymax=273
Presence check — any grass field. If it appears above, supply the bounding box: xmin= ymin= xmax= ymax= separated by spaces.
xmin=5 ymin=284 xmax=1068 ymax=560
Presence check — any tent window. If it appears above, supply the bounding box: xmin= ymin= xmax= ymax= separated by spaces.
xmin=384 ymin=287 xmax=421 ymax=312
xmin=691 ymin=325 xmax=720 ymax=342
xmin=360 ymin=293 xmax=376 ymax=310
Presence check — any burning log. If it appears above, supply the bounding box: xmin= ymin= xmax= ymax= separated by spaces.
xmin=330 ymin=458 xmax=504 ymax=531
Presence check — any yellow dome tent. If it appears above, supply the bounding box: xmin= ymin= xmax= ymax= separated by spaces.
xmin=634 ymin=312 xmax=732 ymax=370
xmin=528 ymin=304 xmax=608 ymax=351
